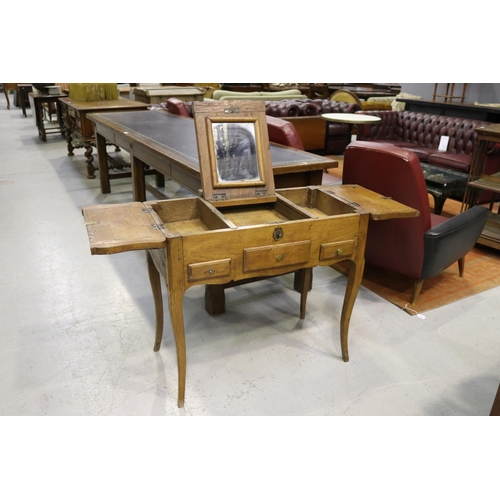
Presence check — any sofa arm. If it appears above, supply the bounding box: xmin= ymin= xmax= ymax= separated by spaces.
xmin=421 ymin=206 xmax=489 ymax=279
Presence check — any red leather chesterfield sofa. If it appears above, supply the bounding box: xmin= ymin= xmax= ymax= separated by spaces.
xmin=355 ymin=110 xmax=500 ymax=177
xmin=264 ymin=99 xmax=361 ymax=155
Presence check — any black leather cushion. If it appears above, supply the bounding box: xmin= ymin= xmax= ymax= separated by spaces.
xmin=421 ymin=205 xmax=489 ymax=279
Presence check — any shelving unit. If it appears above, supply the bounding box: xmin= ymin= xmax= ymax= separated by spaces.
xmin=433 ymin=83 xmax=468 ymax=103
xmin=462 ymin=123 xmax=500 ymax=249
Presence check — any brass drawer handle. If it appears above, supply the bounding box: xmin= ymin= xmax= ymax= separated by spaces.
xmin=276 ymin=254 xmax=284 ymax=262
xmin=337 ymin=248 xmax=344 ymax=256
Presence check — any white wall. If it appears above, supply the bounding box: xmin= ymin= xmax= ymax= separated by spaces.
xmin=400 ymin=83 xmax=500 ymax=104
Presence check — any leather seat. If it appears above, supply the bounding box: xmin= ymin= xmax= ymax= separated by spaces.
xmin=343 ymin=141 xmax=489 ymax=304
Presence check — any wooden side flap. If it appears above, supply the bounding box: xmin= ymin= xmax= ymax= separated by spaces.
xmin=82 ymin=202 xmax=166 ymax=255
xmin=321 ymin=185 xmax=420 ymax=220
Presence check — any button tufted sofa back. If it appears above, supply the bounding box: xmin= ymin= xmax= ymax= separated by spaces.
xmin=265 ymin=99 xmax=360 ymax=117
xmin=357 ymin=110 xmax=491 ymax=155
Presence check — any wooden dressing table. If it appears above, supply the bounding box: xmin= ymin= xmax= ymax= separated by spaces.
xmin=82 ymin=102 xmax=418 ymax=407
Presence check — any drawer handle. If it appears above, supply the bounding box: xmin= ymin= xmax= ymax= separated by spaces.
xmin=337 ymin=248 xmax=344 ymax=256
xmin=276 ymin=254 xmax=284 ymax=262
xmin=207 ymin=269 xmax=213 ymax=274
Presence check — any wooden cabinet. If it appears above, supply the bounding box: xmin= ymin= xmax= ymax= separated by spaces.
xmin=462 ymin=124 xmax=500 ymax=249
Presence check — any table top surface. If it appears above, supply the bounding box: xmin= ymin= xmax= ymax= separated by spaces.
xmin=29 ymin=92 xmax=67 ymax=100
xmin=89 ymin=109 xmax=336 ymax=172
xmin=321 ymin=113 xmax=382 ymax=124
xmin=59 ymin=96 xmax=150 ymax=111
xmin=420 ymin=162 xmax=469 ymax=187
xmin=474 ymin=123 xmax=500 ymax=137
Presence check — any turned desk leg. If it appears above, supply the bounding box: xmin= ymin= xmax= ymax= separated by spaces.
xmin=84 ymin=142 xmax=96 ymax=179
xmin=66 ymin=128 xmax=75 ymax=156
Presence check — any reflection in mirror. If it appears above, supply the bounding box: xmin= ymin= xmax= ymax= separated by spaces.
xmin=211 ymin=122 xmax=260 ymax=183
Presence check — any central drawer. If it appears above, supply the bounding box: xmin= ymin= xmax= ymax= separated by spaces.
xmin=243 ymin=240 xmax=311 ymax=272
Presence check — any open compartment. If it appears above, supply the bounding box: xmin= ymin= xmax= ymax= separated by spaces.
xmin=216 ymin=196 xmax=315 ymax=227
xmin=276 ymin=186 xmax=359 ymax=218
xmin=145 ymin=197 xmax=237 ymax=236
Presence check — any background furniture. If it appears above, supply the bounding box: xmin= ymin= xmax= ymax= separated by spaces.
xmin=462 ymin=123 xmax=500 ymax=250
xmin=264 ymin=99 xmax=362 ymax=155
xmin=59 ymin=97 xmax=150 ymax=178
xmin=342 ymin=141 xmax=489 ymax=304
xmin=420 ymin=163 xmax=469 ymax=215
xmin=355 ymin=109 xmax=500 ymax=206
xmin=166 ymin=97 xmax=306 ymax=151
xmin=28 ymin=92 xmax=66 ymax=142
xmin=2 ymin=83 xmax=18 ymax=109
xmin=166 ymin=97 xmax=361 ymax=156
xmin=330 ymin=89 xmax=363 ymax=107
xmin=395 ymin=98 xmax=500 ymax=123
xmin=433 ymin=83 xmax=468 ymax=103
xmin=17 ymin=84 xmax=33 ymax=117
xmin=88 ymin=110 xmax=337 ymax=198
xmin=133 ymin=85 xmax=204 ymax=104
xmin=322 ymin=112 xmax=381 ymax=146
xmin=211 ymin=89 xmax=307 ymax=101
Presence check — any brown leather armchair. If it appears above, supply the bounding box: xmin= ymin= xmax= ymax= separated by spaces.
xmin=342 ymin=141 xmax=489 ymax=304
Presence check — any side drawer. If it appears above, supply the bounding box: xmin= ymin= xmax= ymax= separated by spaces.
xmin=319 ymin=239 xmax=356 ymax=261
xmin=188 ymin=258 xmax=232 ymax=281
xmin=243 ymin=240 xmax=311 ymax=272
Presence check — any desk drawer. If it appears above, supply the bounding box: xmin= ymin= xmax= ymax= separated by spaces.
xmin=188 ymin=258 xmax=231 ymax=281
xmin=243 ymin=240 xmax=311 ymax=272
xmin=319 ymin=239 xmax=355 ymax=261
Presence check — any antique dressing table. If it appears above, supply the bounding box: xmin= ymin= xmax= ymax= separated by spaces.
xmin=82 ymin=102 xmax=418 ymax=407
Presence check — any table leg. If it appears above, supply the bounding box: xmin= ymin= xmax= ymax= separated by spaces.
xmin=35 ymin=100 xmax=47 ymax=142
xmin=339 ymin=256 xmax=365 ymax=362
xmin=65 ymin=127 xmax=75 ymax=156
xmin=295 ymin=268 xmax=312 ymax=319
xmin=166 ymin=239 xmax=187 ymax=408
xmin=132 ymin=156 xmax=147 ymax=202
xmin=56 ymin=102 xmax=65 ymax=137
xmin=19 ymin=88 xmax=28 ymax=117
xmin=3 ymin=86 xmax=10 ymax=109
xmin=96 ymin=133 xmax=111 ymax=193
xmin=147 ymin=252 xmax=164 ymax=352
xmin=431 ymin=193 xmax=445 ymax=215
xmin=84 ymin=142 xmax=96 ymax=178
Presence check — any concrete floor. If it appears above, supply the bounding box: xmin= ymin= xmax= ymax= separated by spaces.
xmin=1 ymin=93 xmax=499 ymax=416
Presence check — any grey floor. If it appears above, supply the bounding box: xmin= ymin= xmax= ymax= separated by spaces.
xmin=1 ymin=93 xmax=499 ymax=416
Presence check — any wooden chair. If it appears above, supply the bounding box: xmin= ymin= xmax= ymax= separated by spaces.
xmin=329 ymin=89 xmax=363 ymax=107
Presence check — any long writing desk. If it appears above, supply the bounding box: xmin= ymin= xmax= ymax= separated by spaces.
xmin=88 ymin=109 xmax=337 ymax=200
